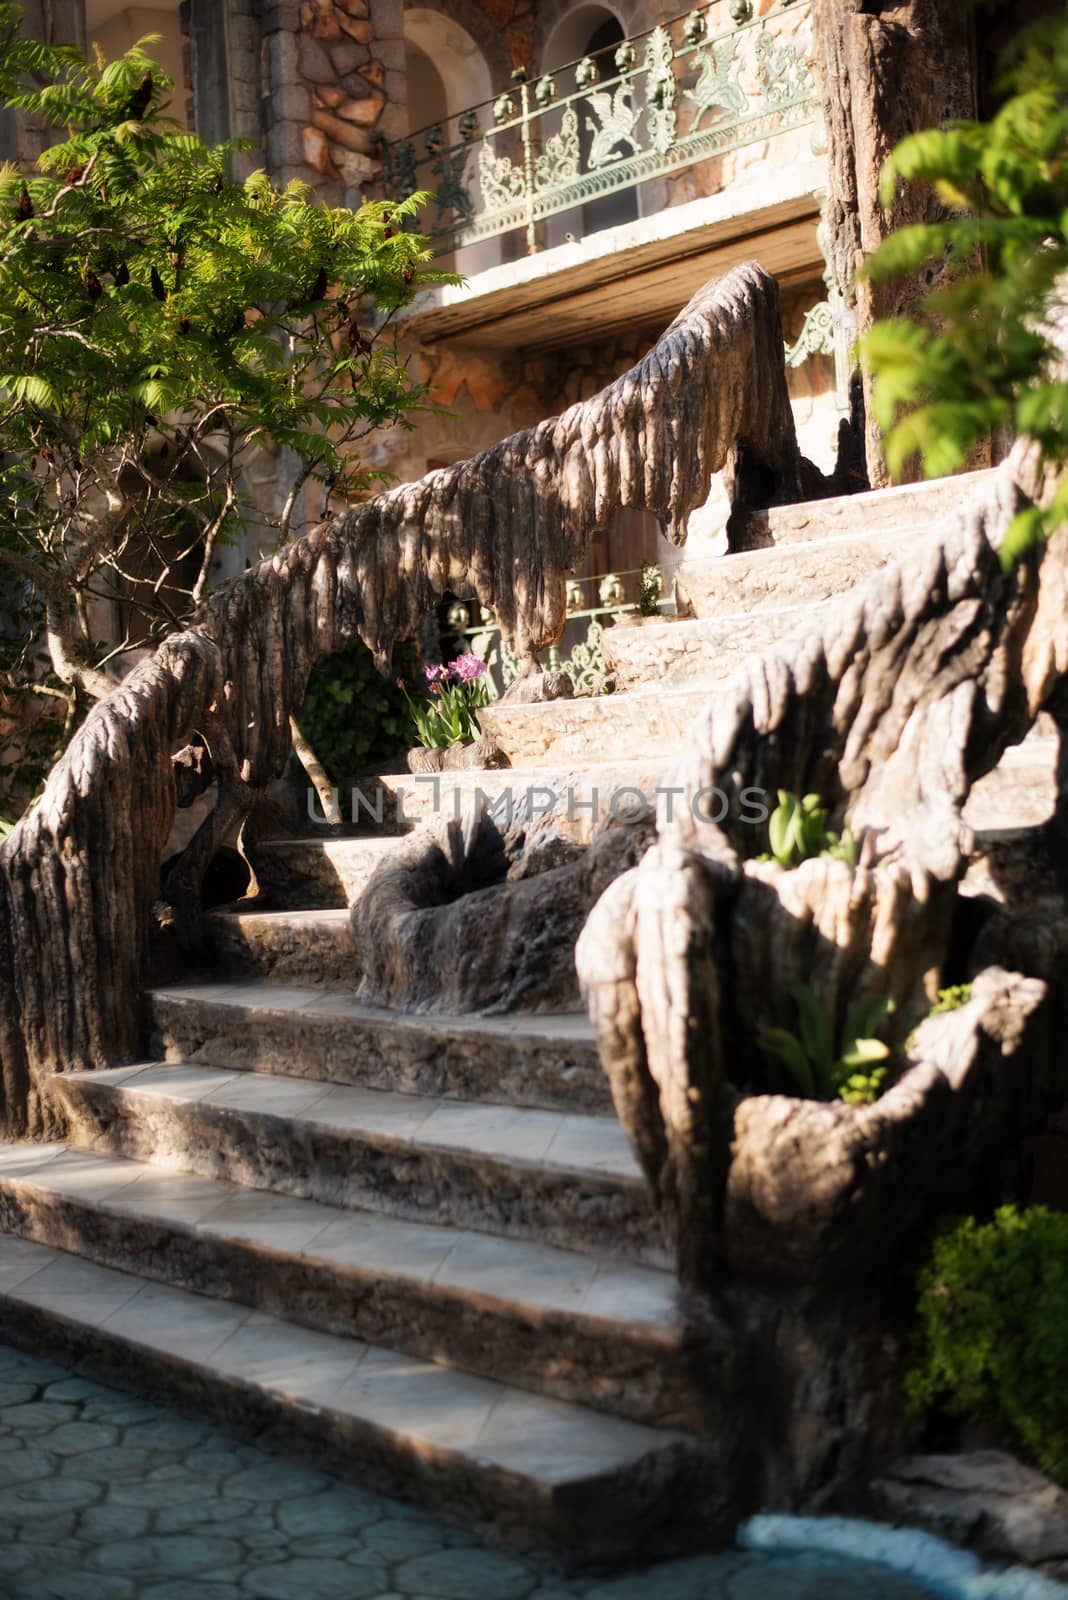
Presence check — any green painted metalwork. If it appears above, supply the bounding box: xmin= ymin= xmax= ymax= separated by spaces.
xmin=381 ymin=0 xmax=817 ymax=255
xmin=782 ymin=198 xmax=855 ymax=409
xmin=458 ymin=566 xmax=665 ymax=698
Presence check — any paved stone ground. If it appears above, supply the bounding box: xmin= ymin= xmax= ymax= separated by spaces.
xmin=0 ymin=1340 xmax=952 ymax=1600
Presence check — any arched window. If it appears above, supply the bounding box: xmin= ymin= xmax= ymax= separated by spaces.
xmin=542 ymin=4 xmax=640 ymax=246
xmin=404 ymin=8 xmax=497 ymax=272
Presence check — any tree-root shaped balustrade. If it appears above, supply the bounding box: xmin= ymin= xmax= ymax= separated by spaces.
xmin=577 ymin=446 xmax=1068 ymax=1290
xmin=0 ymin=262 xmax=801 ymax=1138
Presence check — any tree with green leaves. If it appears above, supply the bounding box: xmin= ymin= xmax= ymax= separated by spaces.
xmin=0 ymin=3 xmax=440 ymax=822
xmin=859 ymin=12 xmax=1068 ymax=562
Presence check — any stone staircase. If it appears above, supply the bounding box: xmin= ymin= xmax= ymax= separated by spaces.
xmin=0 ymin=467 xmax=1055 ymax=1556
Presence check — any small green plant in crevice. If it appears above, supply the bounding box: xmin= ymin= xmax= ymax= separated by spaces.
xmin=397 ymin=652 xmax=489 ymax=749
xmin=929 ymin=983 xmax=972 ymax=1017
xmin=638 ymin=563 xmax=664 ymax=616
xmin=906 ymin=982 xmax=973 ymax=1052
xmin=760 ymin=983 xmax=894 ymax=1105
xmin=908 ymin=1206 xmax=1068 ymax=1483
xmin=763 ymin=791 xmax=857 ymax=870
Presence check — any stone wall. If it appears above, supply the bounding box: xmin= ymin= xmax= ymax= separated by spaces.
xmin=462 ymin=0 xmax=536 ymax=74
xmin=258 ymin=0 xmax=403 ymax=199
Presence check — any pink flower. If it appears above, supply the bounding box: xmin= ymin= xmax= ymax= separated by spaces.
xmin=450 ymin=652 xmax=486 ymax=683
xmin=423 ymin=662 xmax=448 ymax=684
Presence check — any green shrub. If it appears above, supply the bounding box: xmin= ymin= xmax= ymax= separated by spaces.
xmin=929 ymin=983 xmax=973 ymax=1017
xmin=908 ymin=1206 xmax=1068 ymax=1481
xmin=298 ymin=639 xmax=416 ymax=787
xmin=906 ymin=984 xmax=974 ymax=1052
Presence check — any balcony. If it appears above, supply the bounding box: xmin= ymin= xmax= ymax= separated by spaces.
xmin=382 ymin=0 xmax=828 ymax=353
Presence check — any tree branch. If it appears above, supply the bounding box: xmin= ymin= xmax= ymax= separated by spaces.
xmin=0 ymin=542 xmax=52 ymax=589
xmin=289 ymin=713 xmax=340 ymax=825
xmin=44 ymin=594 xmax=113 ymax=700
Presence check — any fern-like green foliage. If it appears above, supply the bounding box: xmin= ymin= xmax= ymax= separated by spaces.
xmin=0 ymin=2 xmax=450 ymax=818
xmin=909 ymin=1206 xmax=1068 ymax=1482
xmin=859 ymin=15 xmax=1068 ymax=565
xmin=759 ymin=983 xmax=893 ymax=1105
xmin=765 ymin=790 xmax=857 ymax=870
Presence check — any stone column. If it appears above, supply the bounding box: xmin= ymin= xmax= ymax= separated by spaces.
xmin=812 ymin=0 xmax=979 ymax=488
xmin=19 ymin=0 xmax=85 ymax=48
xmin=292 ymin=0 xmax=403 ymax=203
xmin=12 ymin=0 xmax=87 ymax=163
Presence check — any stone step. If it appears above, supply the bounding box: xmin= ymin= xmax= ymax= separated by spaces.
xmin=667 ymin=528 xmax=913 ymax=633
xmin=0 ymin=1143 xmax=693 ymax=1430
xmin=145 ymin=983 xmax=612 ymax=1115
xmin=0 ymin=1231 xmax=706 ymax=1557
xmin=51 ymin=1061 xmax=663 ymax=1268
xmin=294 ymin=758 xmax=668 ymax=842
xmin=204 ymin=908 xmax=356 ymax=987
xmin=962 ymin=734 xmax=1058 ymax=835
xmin=248 ymin=835 xmax=403 ymax=910
xmin=602 ymin=599 xmax=831 ymax=692
xmin=478 ymin=683 xmax=714 ymax=768
xmin=224 ymin=751 xmax=1058 ymax=970
xmin=479 ymin=676 xmax=1060 ymax=782
xmin=727 ymin=467 xmax=999 ymax=552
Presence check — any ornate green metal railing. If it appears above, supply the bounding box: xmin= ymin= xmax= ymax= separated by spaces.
xmin=382 ymin=0 xmax=818 ymax=256
xmin=450 ymin=564 xmax=666 ymax=698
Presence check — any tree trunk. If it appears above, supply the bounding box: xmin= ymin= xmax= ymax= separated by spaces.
xmin=812 ymin=0 xmax=978 ymax=487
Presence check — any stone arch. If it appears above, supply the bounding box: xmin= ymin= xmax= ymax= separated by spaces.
xmin=404 ymin=0 xmax=511 ymax=103
xmin=536 ymin=0 xmax=652 ymax=75
xmin=404 ymin=7 xmax=502 ymax=272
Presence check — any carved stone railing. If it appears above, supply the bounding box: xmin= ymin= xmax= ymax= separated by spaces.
xmin=0 ymin=262 xmax=803 ymax=1140
xmin=381 ymin=0 xmax=818 ymax=256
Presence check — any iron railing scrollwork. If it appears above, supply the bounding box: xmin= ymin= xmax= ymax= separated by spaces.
xmin=381 ymin=0 xmax=818 ymax=258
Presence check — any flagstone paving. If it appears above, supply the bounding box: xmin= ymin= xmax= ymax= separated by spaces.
xmin=0 ymin=1340 xmax=962 ymax=1600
